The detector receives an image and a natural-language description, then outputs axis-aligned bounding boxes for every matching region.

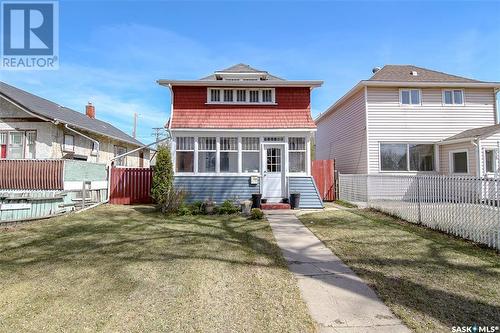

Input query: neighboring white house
[316,65,500,178]
[0,82,150,167]
[158,64,324,207]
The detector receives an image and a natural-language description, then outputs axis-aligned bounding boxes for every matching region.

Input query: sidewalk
[266,211,410,333]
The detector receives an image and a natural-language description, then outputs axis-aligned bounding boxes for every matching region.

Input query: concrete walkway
[266,211,410,333]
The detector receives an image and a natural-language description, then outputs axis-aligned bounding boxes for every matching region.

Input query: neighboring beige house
[0,82,150,167]
[316,65,500,177]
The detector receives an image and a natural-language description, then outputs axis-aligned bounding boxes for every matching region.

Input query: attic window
[207,88,275,104]
[410,71,418,76]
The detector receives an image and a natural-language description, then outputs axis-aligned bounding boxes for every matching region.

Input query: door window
[266,148,281,172]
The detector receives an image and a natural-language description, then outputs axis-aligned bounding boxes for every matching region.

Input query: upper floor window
[207,88,275,104]
[63,134,74,152]
[443,89,464,105]
[400,89,421,105]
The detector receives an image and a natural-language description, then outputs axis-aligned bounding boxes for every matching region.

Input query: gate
[311,160,335,201]
[109,167,153,204]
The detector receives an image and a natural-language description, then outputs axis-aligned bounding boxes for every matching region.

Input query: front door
[263,146,284,202]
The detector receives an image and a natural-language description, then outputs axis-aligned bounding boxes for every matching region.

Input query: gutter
[157,79,323,88]
[64,124,100,159]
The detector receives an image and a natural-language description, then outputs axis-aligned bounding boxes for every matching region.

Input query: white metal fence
[338,174,500,250]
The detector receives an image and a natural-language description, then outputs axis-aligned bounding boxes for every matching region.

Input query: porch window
[64,134,74,152]
[198,137,216,173]
[8,132,24,159]
[289,137,306,172]
[176,137,194,172]
[452,151,468,174]
[114,145,127,166]
[400,89,420,105]
[443,89,464,105]
[220,137,238,173]
[485,149,496,173]
[242,137,260,173]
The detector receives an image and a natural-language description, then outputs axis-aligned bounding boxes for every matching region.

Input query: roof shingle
[442,124,500,142]
[369,65,482,83]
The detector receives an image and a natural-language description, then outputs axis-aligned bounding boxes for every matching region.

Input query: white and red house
[158,64,324,208]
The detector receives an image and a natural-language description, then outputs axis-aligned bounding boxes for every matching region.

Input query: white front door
[263,145,285,202]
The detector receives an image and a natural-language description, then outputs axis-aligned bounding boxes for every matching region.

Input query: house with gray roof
[316,65,500,177]
[0,81,150,167]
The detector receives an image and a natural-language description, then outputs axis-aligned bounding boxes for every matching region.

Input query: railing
[0,160,64,190]
[338,174,500,250]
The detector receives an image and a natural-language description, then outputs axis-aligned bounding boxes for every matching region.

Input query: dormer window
[207,88,275,104]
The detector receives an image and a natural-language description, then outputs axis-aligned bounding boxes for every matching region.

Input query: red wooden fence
[311,160,335,201]
[0,160,64,190]
[109,167,153,204]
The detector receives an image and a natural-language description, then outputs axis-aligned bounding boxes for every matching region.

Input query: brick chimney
[85,102,95,119]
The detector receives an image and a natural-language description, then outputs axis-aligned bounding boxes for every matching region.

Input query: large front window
[289,137,306,172]
[198,137,216,173]
[380,143,434,172]
[242,137,260,173]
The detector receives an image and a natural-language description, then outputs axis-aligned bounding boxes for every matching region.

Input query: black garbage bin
[251,193,262,209]
[290,193,300,209]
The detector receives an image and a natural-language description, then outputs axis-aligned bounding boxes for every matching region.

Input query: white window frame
[114,145,127,167]
[484,149,497,174]
[379,142,436,173]
[175,137,195,173]
[442,89,465,106]
[25,131,36,159]
[241,137,260,174]
[399,88,422,106]
[197,136,217,174]
[63,134,74,152]
[288,137,307,174]
[449,149,469,175]
[206,88,276,105]
[219,137,238,173]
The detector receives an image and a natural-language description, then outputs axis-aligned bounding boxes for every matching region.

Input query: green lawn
[298,208,500,333]
[0,205,315,332]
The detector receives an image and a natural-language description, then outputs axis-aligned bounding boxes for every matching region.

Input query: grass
[332,200,357,208]
[298,208,500,333]
[0,205,315,332]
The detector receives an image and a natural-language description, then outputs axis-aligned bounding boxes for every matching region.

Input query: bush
[177,204,192,216]
[151,145,181,214]
[250,208,264,220]
[218,200,240,215]
[189,201,204,215]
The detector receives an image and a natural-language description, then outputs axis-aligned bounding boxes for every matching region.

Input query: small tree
[151,145,178,213]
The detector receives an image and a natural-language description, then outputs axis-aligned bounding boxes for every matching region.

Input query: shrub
[250,208,264,220]
[177,204,192,216]
[218,200,240,215]
[189,201,204,215]
[151,145,181,214]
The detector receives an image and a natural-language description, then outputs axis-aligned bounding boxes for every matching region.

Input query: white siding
[439,142,477,176]
[316,89,367,174]
[367,87,496,173]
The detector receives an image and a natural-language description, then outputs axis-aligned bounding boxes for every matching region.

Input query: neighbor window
[400,89,421,105]
[380,143,435,172]
[220,137,238,173]
[25,131,36,159]
[452,151,468,174]
[485,149,496,173]
[63,134,74,152]
[289,137,306,172]
[409,144,435,171]
[443,89,464,105]
[8,132,24,159]
[242,137,260,173]
[198,137,216,173]
[0,132,6,159]
[114,146,127,166]
[176,137,194,172]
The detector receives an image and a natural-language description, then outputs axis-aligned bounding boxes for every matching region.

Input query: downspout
[105,135,171,202]
[64,123,100,160]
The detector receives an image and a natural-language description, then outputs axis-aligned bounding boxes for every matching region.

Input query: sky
[1,0,499,144]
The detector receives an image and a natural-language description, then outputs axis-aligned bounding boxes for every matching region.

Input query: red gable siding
[170,86,316,129]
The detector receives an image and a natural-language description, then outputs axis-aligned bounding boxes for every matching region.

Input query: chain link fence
[338,174,500,250]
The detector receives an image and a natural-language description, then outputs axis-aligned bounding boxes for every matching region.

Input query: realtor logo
[1,1,59,69]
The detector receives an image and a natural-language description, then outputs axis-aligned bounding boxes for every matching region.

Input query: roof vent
[410,71,418,76]
[372,67,381,74]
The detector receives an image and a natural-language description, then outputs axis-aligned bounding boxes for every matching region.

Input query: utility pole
[132,113,138,139]
[152,127,165,146]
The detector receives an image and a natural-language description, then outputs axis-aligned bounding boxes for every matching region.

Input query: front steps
[261,203,291,210]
